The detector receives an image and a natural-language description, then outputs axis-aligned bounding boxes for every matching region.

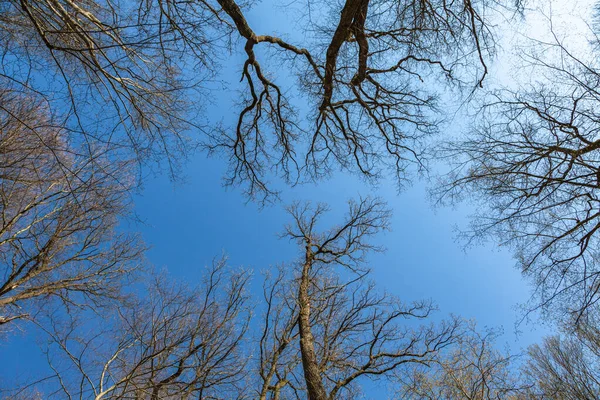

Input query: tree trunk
[298,245,328,400]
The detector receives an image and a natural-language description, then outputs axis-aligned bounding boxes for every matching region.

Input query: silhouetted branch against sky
[7,258,252,400]
[209,0,509,200]
[434,0,600,324]
[0,88,142,331]
[397,322,527,399]
[1,0,517,202]
[255,197,463,400]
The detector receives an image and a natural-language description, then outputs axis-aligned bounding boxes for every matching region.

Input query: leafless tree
[256,264,303,400]
[255,198,462,399]
[209,0,510,200]
[0,0,223,177]
[0,88,142,329]
[8,258,251,400]
[397,323,526,399]
[522,316,600,399]
[434,6,600,323]
[1,0,515,200]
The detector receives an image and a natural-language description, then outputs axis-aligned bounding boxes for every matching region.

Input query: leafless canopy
[0,88,142,328]
[522,315,600,399]
[14,258,251,400]
[434,11,600,323]
[209,0,503,200]
[1,0,509,200]
[397,323,525,399]
[256,198,462,399]
[0,0,224,177]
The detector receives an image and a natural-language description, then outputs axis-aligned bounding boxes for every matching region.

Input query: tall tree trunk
[298,245,328,400]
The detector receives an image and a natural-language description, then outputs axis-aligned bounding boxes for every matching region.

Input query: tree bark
[322,0,370,107]
[298,244,328,400]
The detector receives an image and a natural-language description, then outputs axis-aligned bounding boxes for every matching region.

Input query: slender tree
[256,198,462,399]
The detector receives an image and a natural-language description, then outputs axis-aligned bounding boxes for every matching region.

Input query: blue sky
[132,138,548,345]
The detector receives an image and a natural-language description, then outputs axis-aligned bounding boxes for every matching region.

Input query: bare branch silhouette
[255,198,462,399]
[434,11,600,322]
[398,323,526,399]
[12,258,251,400]
[0,88,142,329]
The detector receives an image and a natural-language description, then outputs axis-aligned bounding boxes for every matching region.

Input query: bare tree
[1,0,514,200]
[0,88,142,329]
[434,6,600,323]
[9,258,251,400]
[0,0,221,176]
[209,0,507,200]
[255,198,462,399]
[522,316,600,400]
[397,323,525,399]
[256,264,303,400]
